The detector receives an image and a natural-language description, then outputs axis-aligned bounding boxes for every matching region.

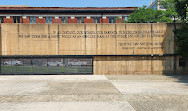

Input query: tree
[174,0,188,21]
[172,0,188,57]
[159,0,178,20]
[160,0,188,22]
[159,0,188,56]
[127,5,172,23]
[174,24,188,57]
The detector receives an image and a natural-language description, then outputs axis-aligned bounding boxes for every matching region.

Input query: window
[109,17,116,23]
[159,4,165,9]
[13,16,20,23]
[125,16,128,21]
[179,58,186,67]
[77,17,84,23]
[93,17,100,23]
[29,17,36,23]
[0,16,4,23]
[46,17,52,23]
[152,3,158,10]
[62,17,68,23]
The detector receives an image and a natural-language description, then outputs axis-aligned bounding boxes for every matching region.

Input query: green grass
[0,66,92,74]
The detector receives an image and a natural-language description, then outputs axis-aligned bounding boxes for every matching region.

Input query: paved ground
[0,75,188,111]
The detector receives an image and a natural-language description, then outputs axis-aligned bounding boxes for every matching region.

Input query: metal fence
[0,56,93,75]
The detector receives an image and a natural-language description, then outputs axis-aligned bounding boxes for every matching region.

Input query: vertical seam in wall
[96,24,98,55]
[84,24,86,55]
[0,24,2,74]
[0,24,1,55]
[94,24,98,75]
[151,24,153,55]
[151,24,153,74]
[18,24,20,55]
[115,24,118,74]
[29,25,31,55]
[115,24,117,55]
[92,56,94,75]
[173,24,177,74]
[48,24,50,55]
[58,24,60,55]
[125,24,126,56]
[125,24,127,74]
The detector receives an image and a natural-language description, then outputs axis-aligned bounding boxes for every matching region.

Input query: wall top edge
[0,23,177,25]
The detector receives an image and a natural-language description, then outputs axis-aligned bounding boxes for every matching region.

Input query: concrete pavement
[0,75,187,111]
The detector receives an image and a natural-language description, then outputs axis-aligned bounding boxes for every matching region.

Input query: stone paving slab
[0,75,108,81]
[44,81,120,95]
[0,81,120,95]
[0,75,188,111]
[0,95,123,102]
[0,102,135,111]
[106,75,188,82]
[0,81,48,95]
[126,95,188,111]
[112,81,188,95]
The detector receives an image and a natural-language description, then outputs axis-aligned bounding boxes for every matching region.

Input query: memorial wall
[0,23,186,75]
[0,23,174,55]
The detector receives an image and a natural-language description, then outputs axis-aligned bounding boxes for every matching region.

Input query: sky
[0,0,150,7]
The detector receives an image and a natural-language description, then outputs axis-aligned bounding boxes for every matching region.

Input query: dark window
[179,58,186,67]
[93,17,100,23]
[46,17,52,23]
[62,17,68,23]
[13,16,20,23]
[109,17,116,23]
[29,17,36,23]
[77,17,84,23]
[0,17,4,23]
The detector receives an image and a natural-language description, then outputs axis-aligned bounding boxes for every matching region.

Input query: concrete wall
[0,23,187,75]
[0,23,174,55]
[94,56,187,75]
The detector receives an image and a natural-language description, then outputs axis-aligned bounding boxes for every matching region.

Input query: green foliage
[127,6,172,23]
[159,0,178,18]
[127,1,188,57]
[172,0,188,57]
[174,0,188,21]
[174,24,188,57]
[160,0,188,21]
[128,1,188,23]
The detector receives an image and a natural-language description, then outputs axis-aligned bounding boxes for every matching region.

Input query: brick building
[0,6,138,24]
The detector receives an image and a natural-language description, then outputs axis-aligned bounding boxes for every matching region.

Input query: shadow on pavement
[164,74,188,86]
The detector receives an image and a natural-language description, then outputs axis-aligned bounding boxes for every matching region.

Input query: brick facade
[4,17,13,23]
[52,17,61,23]
[68,17,77,23]
[3,16,126,24]
[23,17,30,23]
[84,17,93,23]
[116,17,125,23]
[102,17,109,23]
[36,17,46,24]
